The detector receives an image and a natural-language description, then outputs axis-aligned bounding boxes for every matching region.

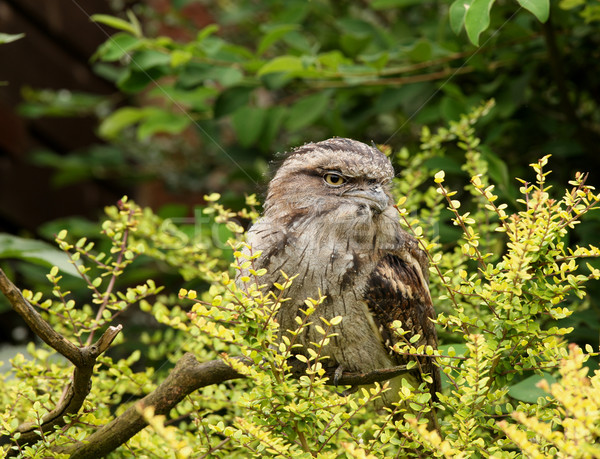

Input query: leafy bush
[2,103,600,457]
[20,0,600,200]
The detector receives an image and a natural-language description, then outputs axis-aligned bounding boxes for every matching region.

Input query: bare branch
[0,269,122,453]
[60,354,241,458]
[0,268,81,365]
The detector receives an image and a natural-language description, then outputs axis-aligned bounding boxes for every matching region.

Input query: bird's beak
[345,187,389,213]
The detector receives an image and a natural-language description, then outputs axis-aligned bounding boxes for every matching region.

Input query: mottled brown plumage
[237,137,440,407]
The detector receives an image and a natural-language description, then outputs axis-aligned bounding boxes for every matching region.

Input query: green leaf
[317,51,351,71]
[337,18,374,57]
[440,96,467,122]
[18,88,106,118]
[98,107,144,139]
[93,32,142,62]
[257,55,304,77]
[0,33,25,44]
[481,147,510,191]
[438,343,469,358]
[196,24,220,42]
[406,39,433,63]
[465,0,495,46]
[449,0,471,34]
[558,0,584,10]
[131,50,171,70]
[517,0,550,22]
[170,49,193,68]
[136,108,191,140]
[0,234,79,277]
[214,86,253,118]
[232,106,267,147]
[508,373,557,403]
[257,24,299,56]
[285,91,331,132]
[117,66,167,93]
[148,86,217,112]
[259,106,286,150]
[91,14,142,37]
[178,64,244,88]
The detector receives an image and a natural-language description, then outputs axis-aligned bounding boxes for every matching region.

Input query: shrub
[1,103,599,457]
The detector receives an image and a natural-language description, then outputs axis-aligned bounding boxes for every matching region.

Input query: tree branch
[58,354,408,459]
[58,354,241,458]
[0,268,81,365]
[0,269,122,453]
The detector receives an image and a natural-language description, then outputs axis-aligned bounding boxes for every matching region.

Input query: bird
[236,137,440,412]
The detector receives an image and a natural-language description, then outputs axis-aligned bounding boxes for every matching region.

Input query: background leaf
[449,0,471,34]
[516,0,550,22]
[508,373,557,403]
[91,14,142,37]
[0,234,79,277]
[284,91,331,132]
[0,33,25,44]
[465,0,495,45]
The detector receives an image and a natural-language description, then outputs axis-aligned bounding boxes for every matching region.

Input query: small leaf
[197,24,220,42]
[257,55,304,77]
[232,106,267,147]
[93,32,141,62]
[0,33,25,44]
[136,108,191,140]
[330,316,343,326]
[516,0,550,22]
[285,91,331,132]
[449,0,471,34]
[98,107,144,139]
[257,24,299,56]
[91,14,141,37]
[465,0,495,46]
[214,86,253,118]
[131,50,171,70]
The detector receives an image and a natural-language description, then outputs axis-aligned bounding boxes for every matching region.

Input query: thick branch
[329,363,410,386]
[59,354,241,458]
[0,268,81,365]
[59,355,408,458]
[0,269,122,452]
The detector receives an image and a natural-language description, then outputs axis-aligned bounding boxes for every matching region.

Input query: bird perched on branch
[237,137,440,410]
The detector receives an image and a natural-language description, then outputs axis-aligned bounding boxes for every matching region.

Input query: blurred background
[1,0,599,349]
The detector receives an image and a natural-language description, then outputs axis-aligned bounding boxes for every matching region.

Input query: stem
[86,209,133,346]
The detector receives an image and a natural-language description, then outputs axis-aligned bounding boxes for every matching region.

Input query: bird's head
[264,138,396,222]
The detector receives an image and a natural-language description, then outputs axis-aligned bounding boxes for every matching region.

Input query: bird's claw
[333,365,359,396]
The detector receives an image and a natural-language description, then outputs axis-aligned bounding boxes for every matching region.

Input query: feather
[364,253,441,401]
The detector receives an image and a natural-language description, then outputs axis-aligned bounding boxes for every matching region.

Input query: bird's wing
[363,251,441,400]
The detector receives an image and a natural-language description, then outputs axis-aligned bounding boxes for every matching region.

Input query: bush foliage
[19,0,600,198]
[3,1,600,457]
[2,103,600,457]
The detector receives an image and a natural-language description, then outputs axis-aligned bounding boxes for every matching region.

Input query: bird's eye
[323,173,346,187]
